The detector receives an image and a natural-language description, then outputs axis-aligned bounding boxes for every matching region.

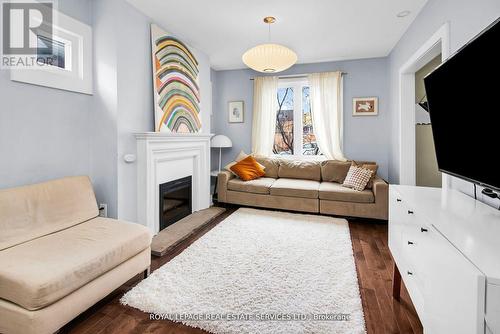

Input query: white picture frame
[228,101,244,123]
[353,97,378,116]
[10,8,93,95]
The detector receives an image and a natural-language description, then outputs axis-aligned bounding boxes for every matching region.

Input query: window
[273,79,319,156]
[37,35,71,70]
[10,8,92,94]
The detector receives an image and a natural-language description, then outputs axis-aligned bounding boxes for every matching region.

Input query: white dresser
[389,185,500,334]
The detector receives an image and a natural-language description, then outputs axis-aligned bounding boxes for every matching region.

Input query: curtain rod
[249,72,348,81]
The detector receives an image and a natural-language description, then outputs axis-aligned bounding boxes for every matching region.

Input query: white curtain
[308,71,346,161]
[251,76,278,156]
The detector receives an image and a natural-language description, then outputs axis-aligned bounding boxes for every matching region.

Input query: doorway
[415,55,442,187]
[398,23,450,187]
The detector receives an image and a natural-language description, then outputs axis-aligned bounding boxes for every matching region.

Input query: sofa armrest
[372,176,388,220]
[217,171,234,202]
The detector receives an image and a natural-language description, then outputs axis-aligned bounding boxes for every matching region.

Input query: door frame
[398,22,450,187]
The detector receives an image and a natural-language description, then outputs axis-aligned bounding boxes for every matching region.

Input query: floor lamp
[211,135,233,173]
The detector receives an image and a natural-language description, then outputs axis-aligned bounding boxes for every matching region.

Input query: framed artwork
[353,97,378,116]
[151,24,201,133]
[228,101,244,123]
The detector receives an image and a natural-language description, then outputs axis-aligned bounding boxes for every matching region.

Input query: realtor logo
[1,1,55,68]
[2,1,53,54]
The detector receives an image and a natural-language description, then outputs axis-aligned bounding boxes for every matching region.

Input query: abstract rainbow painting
[151,24,201,133]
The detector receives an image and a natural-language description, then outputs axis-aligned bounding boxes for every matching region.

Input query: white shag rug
[121,208,365,334]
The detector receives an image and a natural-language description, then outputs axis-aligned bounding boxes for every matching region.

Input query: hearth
[159,176,192,231]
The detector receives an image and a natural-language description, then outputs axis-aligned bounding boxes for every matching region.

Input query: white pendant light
[242,17,297,73]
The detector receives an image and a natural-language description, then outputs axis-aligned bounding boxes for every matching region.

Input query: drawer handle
[396,198,402,202]
[407,210,414,215]
[420,227,428,233]
[407,241,414,245]
[407,271,413,276]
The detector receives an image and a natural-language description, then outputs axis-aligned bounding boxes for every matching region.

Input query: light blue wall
[91,0,212,220]
[388,0,500,184]
[90,0,120,218]
[0,0,211,221]
[387,0,500,207]
[55,0,92,26]
[91,0,155,219]
[0,0,93,190]
[212,58,390,179]
[4,0,497,211]
[115,1,154,221]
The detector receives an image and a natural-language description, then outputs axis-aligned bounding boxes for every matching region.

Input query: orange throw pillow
[230,156,265,181]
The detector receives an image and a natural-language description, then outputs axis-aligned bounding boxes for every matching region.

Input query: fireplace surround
[136,132,212,235]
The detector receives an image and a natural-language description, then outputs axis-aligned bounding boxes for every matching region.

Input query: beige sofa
[218,157,388,220]
[0,176,152,334]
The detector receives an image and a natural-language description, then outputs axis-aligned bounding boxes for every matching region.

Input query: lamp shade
[211,135,232,148]
[242,43,297,73]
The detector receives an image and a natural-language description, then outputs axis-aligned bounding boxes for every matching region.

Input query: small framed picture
[228,101,244,123]
[353,97,378,116]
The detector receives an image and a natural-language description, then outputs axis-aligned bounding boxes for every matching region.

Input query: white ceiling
[126,0,428,70]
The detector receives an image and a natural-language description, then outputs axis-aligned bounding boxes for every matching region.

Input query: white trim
[277,77,320,156]
[135,132,214,140]
[292,83,302,154]
[339,75,344,150]
[398,22,450,186]
[135,133,213,235]
[277,76,308,86]
[9,8,93,94]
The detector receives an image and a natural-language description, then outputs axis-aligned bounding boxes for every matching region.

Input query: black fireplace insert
[159,176,192,231]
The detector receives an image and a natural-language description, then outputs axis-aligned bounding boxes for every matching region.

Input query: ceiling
[127,0,428,70]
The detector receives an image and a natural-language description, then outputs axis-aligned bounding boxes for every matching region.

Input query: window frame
[275,77,321,158]
[10,7,93,95]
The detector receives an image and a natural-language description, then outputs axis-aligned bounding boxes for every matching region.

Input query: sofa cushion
[253,155,280,178]
[319,182,374,203]
[0,217,151,310]
[270,178,320,198]
[278,159,321,181]
[0,176,99,251]
[228,177,276,195]
[321,160,352,183]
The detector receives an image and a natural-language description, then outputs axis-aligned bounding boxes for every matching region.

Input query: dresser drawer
[388,185,492,334]
[401,223,431,280]
[389,187,417,256]
[389,188,416,225]
[401,262,425,318]
[423,226,485,334]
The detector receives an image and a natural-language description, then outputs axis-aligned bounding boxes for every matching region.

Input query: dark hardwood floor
[349,220,423,334]
[61,207,422,334]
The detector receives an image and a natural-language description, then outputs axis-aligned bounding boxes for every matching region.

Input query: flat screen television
[424,17,500,191]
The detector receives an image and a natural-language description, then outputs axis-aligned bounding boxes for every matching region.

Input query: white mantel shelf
[135,132,214,140]
[135,132,213,235]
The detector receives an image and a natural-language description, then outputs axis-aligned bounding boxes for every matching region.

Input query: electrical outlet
[98,203,108,218]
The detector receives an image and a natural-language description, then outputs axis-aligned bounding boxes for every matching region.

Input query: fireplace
[136,132,212,234]
[159,176,192,231]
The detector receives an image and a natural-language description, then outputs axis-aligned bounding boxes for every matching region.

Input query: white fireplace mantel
[135,132,213,235]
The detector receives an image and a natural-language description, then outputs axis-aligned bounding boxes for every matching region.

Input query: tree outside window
[273,80,319,156]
